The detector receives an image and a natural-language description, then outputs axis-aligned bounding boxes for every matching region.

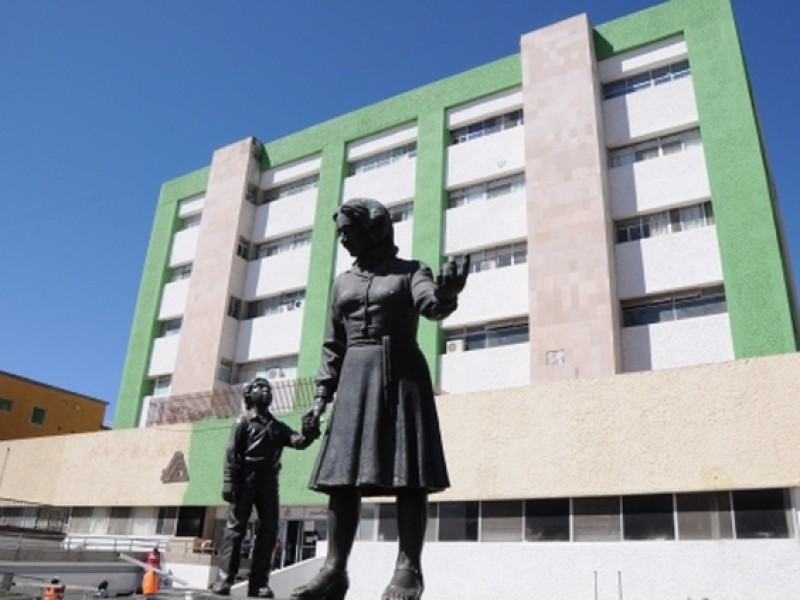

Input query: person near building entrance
[291,198,469,600]
[212,377,320,598]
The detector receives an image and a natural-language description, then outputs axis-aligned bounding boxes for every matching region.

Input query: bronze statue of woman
[291,198,469,600]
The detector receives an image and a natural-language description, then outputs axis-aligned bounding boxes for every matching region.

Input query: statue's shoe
[290,567,349,600]
[381,567,424,600]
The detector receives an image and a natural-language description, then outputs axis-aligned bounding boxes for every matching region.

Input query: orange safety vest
[142,570,159,595]
[43,585,65,600]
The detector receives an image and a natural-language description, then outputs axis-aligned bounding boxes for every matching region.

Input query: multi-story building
[2,0,799,597]
[0,370,107,441]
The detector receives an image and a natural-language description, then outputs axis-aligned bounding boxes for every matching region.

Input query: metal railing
[145,378,318,426]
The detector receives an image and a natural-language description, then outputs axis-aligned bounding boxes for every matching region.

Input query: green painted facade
[116,0,797,508]
[184,413,324,506]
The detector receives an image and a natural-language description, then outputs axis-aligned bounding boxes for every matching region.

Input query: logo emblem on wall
[161,451,189,483]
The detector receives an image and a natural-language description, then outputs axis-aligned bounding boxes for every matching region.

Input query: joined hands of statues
[435,255,470,303]
[302,399,327,437]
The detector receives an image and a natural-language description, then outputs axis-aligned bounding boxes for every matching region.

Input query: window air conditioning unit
[294,299,304,309]
[446,339,465,353]
[266,368,284,380]
[480,259,497,271]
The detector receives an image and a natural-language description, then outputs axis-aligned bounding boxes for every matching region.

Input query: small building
[0,370,107,441]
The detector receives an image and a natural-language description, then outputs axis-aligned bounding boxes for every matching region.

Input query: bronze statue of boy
[213,377,320,598]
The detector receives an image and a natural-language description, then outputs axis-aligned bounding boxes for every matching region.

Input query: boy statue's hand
[301,414,321,440]
[222,482,235,503]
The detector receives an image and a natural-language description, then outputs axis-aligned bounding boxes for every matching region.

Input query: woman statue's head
[333,198,396,258]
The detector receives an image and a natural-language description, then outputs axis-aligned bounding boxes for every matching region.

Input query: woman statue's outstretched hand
[435,255,470,303]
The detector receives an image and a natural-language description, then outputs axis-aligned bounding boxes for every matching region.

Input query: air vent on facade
[446,339,465,353]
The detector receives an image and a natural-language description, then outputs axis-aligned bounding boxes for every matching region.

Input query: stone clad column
[171,137,261,395]
[521,14,621,382]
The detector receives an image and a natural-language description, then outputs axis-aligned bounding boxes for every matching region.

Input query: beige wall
[437,352,800,501]
[0,425,191,506]
[171,137,260,395]
[521,14,621,383]
[2,353,799,507]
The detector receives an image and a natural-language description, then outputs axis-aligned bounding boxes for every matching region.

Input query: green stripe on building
[114,167,210,429]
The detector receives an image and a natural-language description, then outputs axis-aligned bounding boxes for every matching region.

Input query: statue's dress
[309,256,454,497]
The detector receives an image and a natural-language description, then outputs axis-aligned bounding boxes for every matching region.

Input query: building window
[378,503,398,541]
[235,356,298,384]
[263,174,320,203]
[218,360,233,384]
[255,231,312,259]
[179,213,201,230]
[609,128,701,169]
[156,507,178,536]
[573,496,621,542]
[623,494,675,540]
[450,109,523,145]
[448,173,525,208]
[444,319,529,353]
[347,143,417,176]
[732,489,791,539]
[389,202,414,223]
[30,407,46,426]
[676,492,733,540]
[236,237,252,260]
[227,296,243,320]
[525,498,570,542]
[0,398,12,412]
[246,290,305,319]
[160,318,182,337]
[616,201,714,244]
[108,507,131,536]
[152,376,171,398]
[438,501,479,541]
[480,501,523,542]
[467,242,527,273]
[68,507,93,534]
[622,286,726,328]
[169,264,192,282]
[602,59,691,100]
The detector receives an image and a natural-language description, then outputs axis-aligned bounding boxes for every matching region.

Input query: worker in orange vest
[43,578,65,600]
[140,547,162,595]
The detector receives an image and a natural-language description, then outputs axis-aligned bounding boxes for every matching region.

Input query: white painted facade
[341,157,417,205]
[608,145,710,218]
[615,226,724,299]
[442,264,528,328]
[251,189,317,242]
[439,343,530,394]
[234,310,304,363]
[243,247,312,300]
[445,126,525,188]
[340,539,800,600]
[158,279,189,320]
[622,312,734,371]
[443,190,527,255]
[147,334,180,377]
[168,227,198,267]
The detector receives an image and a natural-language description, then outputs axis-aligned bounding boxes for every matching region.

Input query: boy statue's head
[243,377,272,412]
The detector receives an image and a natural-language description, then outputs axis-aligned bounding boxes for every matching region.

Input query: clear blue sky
[1,1,798,425]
